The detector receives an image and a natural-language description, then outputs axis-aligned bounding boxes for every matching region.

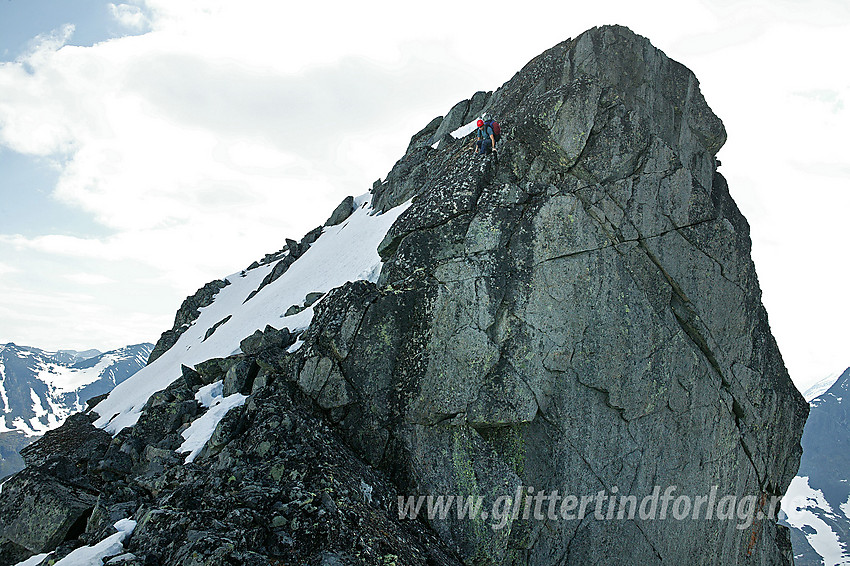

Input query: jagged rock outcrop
[1,330,464,565]
[0,414,109,557]
[325,195,356,227]
[243,226,324,303]
[0,25,807,566]
[148,280,230,364]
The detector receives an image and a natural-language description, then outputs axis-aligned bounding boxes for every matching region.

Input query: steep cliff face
[299,25,808,564]
[0,25,807,566]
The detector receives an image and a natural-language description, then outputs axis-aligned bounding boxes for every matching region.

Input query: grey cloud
[124,52,475,159]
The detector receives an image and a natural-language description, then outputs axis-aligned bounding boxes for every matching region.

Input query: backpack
[485,119,501,143]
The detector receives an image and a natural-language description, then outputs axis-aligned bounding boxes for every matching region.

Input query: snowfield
[179,383,247,464]
[93,193,411,438]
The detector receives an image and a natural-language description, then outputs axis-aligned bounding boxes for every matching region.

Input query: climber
[474,118,496,155]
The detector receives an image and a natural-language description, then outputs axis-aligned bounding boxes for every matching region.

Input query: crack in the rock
[531,217,717,268]
[563,89,600,173]
[537,409,607,492]
[559,512,590,565]
[567,324,589,368]
[560,177,768,494]
[672,220,747,294]
[515,171,769,492]
[505,358,544,420]
[573,377,630,423]
[636,240,766,490]
[631,518,664,564]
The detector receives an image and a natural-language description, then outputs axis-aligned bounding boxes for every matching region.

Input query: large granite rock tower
[0,25,807,566]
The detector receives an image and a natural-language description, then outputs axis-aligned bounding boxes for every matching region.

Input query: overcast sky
[0,0,847,392]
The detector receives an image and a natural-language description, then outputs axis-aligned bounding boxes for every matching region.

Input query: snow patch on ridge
[0,361,10,414]
[30,389,47,419]
[36,355,115,395]
[11,416,41,437]
[195,381,224,409]
[451,119,479,139]
[53,518,136,566]
[94,194,411,434]
[179,385,247,464]
[804,371,843,402]
[13,554,50,566]
[782,476,849,566]
[12,520,137,566]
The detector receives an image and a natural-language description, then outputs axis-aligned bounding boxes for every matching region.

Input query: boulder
[406,115,443,153]
[223,359,259,396]
[0,467,97,553]
[429,98,470,144]
[324,195,356,226]
[148,279,230,364]
[19,413,111,483]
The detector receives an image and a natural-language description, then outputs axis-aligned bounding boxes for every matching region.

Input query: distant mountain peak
[808,367,850,407]
[785,365,850,565]
[0,342,153,438]
[803,368,847,402]
[835,367,850,388]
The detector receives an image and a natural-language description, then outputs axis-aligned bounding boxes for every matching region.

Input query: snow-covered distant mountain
[0,342,153,436]
[782,367,850,566]
[0,342,152,478]
[804,372,844,403]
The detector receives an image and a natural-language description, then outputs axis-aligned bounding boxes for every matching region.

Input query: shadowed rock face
[0,25,806,566]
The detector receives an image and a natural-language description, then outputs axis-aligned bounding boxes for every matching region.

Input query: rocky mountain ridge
[0,25,807,566]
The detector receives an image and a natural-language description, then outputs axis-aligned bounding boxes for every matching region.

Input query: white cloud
[0,0,847,390]
[0,262,19,276]
[109,3,151,31]
[0,285,138,348]
[63,273,116,285]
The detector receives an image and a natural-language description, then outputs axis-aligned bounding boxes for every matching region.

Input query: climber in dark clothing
[475,119,496,155]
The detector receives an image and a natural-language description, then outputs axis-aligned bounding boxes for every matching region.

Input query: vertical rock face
[0,25,807,566]
[301,25,807,564]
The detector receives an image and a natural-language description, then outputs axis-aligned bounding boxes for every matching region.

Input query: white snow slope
[93,194,410,439]
[783,476,850,566]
